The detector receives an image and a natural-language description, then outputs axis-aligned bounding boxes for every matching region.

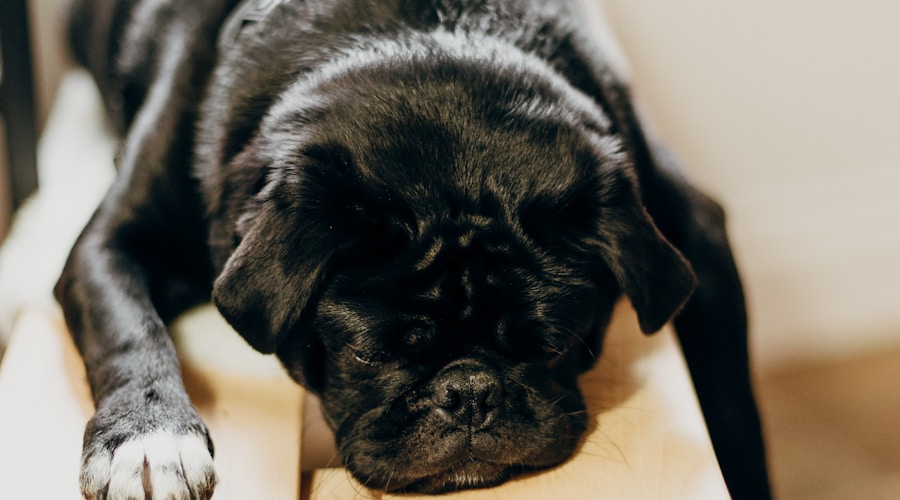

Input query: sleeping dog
[58,0,770,497]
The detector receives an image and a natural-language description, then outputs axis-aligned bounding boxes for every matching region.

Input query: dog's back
[68,0,236,133]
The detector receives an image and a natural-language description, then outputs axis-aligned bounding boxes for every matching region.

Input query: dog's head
[209,46,695,492]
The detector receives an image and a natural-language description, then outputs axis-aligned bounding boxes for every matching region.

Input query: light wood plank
[0,301,725,499]
[302,301,729,500]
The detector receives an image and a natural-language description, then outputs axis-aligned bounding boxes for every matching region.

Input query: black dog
[58,0,770,497]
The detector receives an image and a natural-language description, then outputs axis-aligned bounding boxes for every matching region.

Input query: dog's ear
[546,35,698,332]
[595,191,697,334]
[212,199,331,353]
[212,143,400,353]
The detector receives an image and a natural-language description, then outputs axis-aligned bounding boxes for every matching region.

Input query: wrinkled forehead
[266,80,625,223]
[318,198,601,333]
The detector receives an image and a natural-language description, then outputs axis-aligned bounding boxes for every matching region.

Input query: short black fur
[58,0,770,497]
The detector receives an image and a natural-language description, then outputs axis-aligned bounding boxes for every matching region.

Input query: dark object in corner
[0,0,40,212]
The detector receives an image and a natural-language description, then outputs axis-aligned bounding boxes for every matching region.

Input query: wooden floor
[757,349,900,500]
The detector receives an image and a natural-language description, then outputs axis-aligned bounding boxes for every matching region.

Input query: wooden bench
[0,301,727,499]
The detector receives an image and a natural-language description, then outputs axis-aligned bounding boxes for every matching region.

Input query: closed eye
[345,343,383,367]
[353,354,380,367]
[544,344,574,368]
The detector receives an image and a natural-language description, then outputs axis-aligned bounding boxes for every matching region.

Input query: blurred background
[1,0,898,498]
[601,1,900,498]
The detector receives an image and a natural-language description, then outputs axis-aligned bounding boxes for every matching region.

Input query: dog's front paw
[80,430,217,500]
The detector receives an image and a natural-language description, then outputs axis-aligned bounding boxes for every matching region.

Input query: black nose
[431,361,503,430]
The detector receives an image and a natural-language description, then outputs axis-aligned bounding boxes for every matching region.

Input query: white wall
[598,0,900,369]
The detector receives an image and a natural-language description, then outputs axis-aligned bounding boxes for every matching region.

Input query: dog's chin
[341,437,520,494]
[391,462,516,494]
[338,414,584,494]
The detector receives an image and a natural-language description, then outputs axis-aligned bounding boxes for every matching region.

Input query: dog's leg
[641,145,772,500]
[57,214,215,500]
[55,32,217,500]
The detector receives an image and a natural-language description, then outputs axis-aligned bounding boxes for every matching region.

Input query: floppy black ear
[597,196,697,334]
[212,143,395,353]
[543,30,697,332]
[212,201,331,353]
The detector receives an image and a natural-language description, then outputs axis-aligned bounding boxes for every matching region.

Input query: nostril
[480,377,502,409]
[433,383,461,410]
[465,372,501,410]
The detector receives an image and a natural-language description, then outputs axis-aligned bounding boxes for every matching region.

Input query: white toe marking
[107,438,150,499]
[81,430,216,500]
[80,447,112,498]
[177,434,219,497]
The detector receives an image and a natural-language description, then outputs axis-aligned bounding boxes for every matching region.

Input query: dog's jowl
[58,0,771,498]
